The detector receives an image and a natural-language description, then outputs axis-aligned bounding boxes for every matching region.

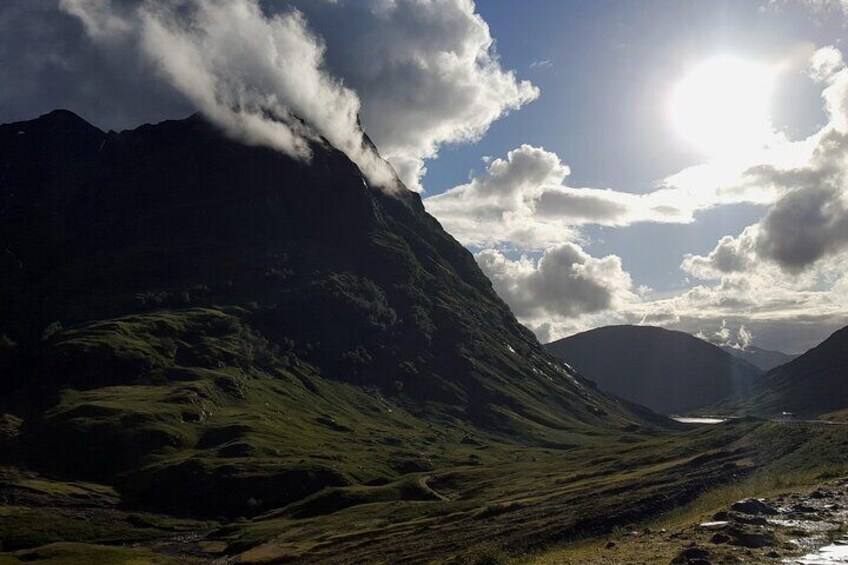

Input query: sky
[2,0,848,353]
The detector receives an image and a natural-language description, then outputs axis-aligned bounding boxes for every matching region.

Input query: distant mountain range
[546,325,763,414]
[730,325,848,418]
[720,345,799,372]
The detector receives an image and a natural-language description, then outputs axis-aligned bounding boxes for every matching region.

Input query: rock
[712,511,729,521]
[809,490,829,499]
[730,498,778,515]
[728,527,775,549]
[766,551,780,558]
[729,513,768,526]
[605,541,616,549]
[710,533,730,544]
[671,546,710,564]
[792,504,817,513]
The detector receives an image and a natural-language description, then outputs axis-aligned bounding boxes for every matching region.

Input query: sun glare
[670,56,776,158]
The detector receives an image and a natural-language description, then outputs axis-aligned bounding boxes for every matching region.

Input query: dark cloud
[756,182,848,271]
[536,190,628,221]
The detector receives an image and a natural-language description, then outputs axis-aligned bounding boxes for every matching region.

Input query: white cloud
[61,0,399,188]
[529,59,553,70]
[695,321,753,350]
[475,243,636,326]
[683,46,848,277]
[462,46,848,352]
[288,0,540,191]
[810,46,844,83]
[424,144,702,250]
[782,0,848,15]
[60,0,537,193]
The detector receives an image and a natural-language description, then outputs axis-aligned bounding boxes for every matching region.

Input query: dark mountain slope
[546,325,762,414]
[721,345,799,372]
[0,110,660,518]
[732,325,848,417]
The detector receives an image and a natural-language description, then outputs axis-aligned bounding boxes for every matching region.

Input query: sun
[670,56,776,157]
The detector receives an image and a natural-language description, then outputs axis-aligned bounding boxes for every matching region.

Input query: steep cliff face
[0,110,660,516]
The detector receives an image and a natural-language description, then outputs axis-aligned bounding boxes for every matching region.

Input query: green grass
[0,506,189,552]
[0,543,196,565]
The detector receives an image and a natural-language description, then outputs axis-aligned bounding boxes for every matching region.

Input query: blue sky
[423,1,842,293]
[425,0,840,195]
[420,0,848,350]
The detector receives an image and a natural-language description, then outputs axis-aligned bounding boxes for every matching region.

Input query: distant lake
[672,417,727,425]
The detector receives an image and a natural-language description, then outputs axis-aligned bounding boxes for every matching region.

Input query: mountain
[720,345,799,372]
[545,325,763,414]
[0,110,662,519]
[732,325,848,417]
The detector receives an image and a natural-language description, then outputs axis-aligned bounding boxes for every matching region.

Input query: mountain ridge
[729,324,848,417]
[545,325,763,414]
[0,109,664,518]
[720,344,799,372]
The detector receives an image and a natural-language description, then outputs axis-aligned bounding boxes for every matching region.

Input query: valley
[0,110,846,564]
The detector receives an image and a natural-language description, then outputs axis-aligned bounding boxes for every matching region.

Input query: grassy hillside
[726,325,848,417]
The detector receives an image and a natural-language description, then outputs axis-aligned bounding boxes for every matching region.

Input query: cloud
[682,47,848,278]
[475,243,635,322]
[4,0,536,193]
[682,228,759,279]
[423,144,748,250]
[683,140,848,278]
[529,59,553,70]
[422,45,848,353]
[274,0,540,191]
[810,46,844,83]
[695,320,753,350]
[783,0,848,16]
[60,0,397,188]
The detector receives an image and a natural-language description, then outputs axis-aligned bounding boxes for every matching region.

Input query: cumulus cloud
[475,243,635,322]
[695,321,753,350]
[626,271,848,352]
[60,0,397,187]
[683,47,848,278]
[287,0,539,191]
[422,45,848,353]
[424,144,700,249]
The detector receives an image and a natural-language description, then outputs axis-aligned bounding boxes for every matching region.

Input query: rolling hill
[546,325,763,414]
